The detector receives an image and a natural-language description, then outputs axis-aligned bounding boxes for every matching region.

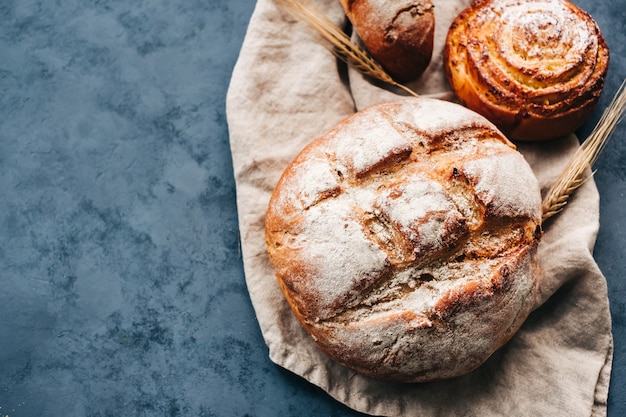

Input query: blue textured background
[0,1,624,416]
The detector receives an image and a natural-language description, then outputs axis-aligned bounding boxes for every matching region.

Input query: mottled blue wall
[0,0,625,416]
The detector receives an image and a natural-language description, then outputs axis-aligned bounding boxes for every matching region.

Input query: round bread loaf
[265,98,543,382]
[444,0,609,141]
[340,0,435,82]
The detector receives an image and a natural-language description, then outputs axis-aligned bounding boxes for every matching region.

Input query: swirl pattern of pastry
[265,98,543,382]
[444,0,609,141]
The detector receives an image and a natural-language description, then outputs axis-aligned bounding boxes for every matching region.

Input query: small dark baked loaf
[265,98,543,382]
[444,0,609,141]
[340,0,435,82]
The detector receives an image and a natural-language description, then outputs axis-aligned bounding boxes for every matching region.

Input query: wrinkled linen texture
[226,0,613,415]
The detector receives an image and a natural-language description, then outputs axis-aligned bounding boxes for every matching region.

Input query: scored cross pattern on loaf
[265,98,543,382]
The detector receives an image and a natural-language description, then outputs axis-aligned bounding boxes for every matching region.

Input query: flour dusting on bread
[265,97,542,382]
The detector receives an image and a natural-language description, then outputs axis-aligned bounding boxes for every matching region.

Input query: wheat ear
[278,0,625,224]
[542,79,626,222]
[277,0,419,98]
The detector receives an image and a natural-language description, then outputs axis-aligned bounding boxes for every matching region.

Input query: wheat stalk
[278,0,625,224]
[277,0,419,98]
[542,79,626,222]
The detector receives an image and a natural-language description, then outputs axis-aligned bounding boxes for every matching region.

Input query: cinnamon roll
[444,0,609,141]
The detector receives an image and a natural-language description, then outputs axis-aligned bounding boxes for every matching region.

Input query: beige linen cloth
[226,0,613,415]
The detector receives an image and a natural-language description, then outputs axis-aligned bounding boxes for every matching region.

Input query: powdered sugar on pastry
[444,0,609,140]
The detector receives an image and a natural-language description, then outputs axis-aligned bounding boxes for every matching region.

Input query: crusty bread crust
[444,0,609,141]
[265,98,542,382]
[340,0,435,82]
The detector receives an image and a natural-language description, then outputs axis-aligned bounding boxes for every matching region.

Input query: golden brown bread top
[340,0,435,82]
[444,0,609,141]
[265,98,542,382]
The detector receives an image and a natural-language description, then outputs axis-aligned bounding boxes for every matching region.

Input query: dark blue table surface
[0,1,624,416]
